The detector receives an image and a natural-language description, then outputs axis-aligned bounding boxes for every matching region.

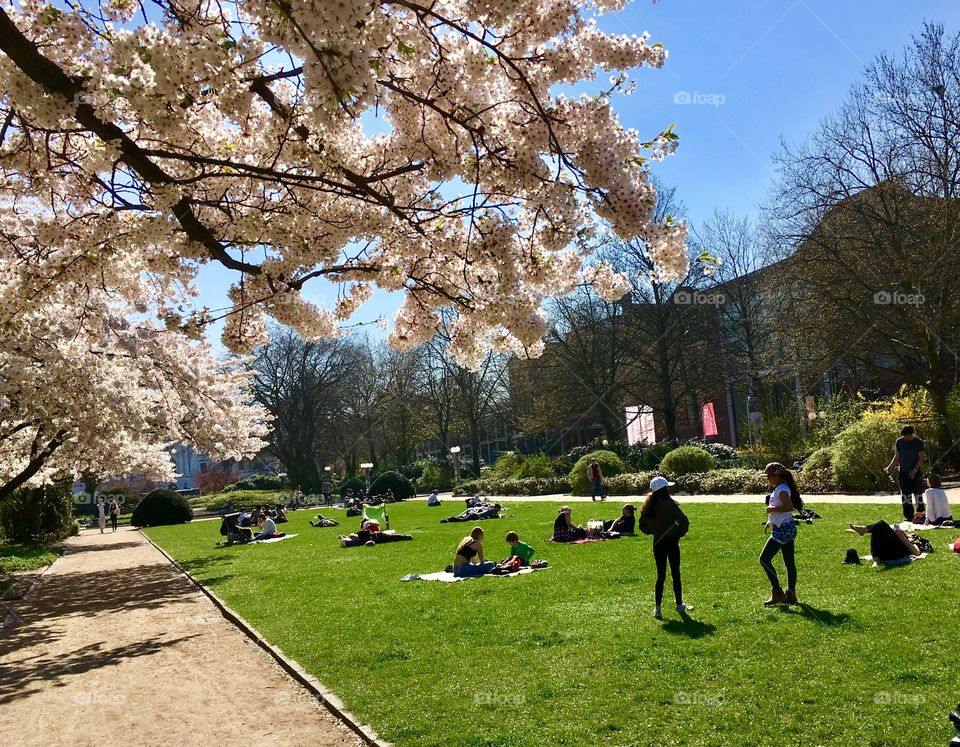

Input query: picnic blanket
[401,566,547,583]
[546,536,617,544]
[898,521,955,531]
[249,533,298,545]
[860,552,928,567]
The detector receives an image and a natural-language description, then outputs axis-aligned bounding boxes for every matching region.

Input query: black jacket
[638,494,689,541]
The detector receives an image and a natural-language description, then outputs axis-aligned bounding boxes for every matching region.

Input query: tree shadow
[0,634,200,706]
[66,540,145,554]
[661,611,717,638]
[778,603,851,627]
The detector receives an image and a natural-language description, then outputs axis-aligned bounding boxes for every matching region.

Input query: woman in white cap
[759,462,802,606]
[638,476,692,619]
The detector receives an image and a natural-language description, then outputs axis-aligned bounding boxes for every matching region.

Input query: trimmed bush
[832,414,901,491]
[604,471,659,496]
[221,473,287,492]
[660,446,717,477]
[516,452,555,480]
[804,447,834,473]
[338,477,366,498]
[796,467,838,495]
[131,489,193,527]
[0,483,75,543]
[453,477,571,497]
[369,470,416,500]
[568,450,628,495]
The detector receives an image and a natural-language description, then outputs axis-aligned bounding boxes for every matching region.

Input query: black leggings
[653,537,682,606]
[110,514,117,531]
[759,536,796,591]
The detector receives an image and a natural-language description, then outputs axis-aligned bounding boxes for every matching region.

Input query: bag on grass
[909,534,934,554]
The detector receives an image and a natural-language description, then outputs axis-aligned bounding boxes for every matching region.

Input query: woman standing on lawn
[759,462,802,606]
[639,477,692,619]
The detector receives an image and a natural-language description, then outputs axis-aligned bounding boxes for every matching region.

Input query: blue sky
[193,0,960,347]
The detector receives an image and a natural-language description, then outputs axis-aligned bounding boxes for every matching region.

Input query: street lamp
[449,446,461,485]
[360,462,373,490]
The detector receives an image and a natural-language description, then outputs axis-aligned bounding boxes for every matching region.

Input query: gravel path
[0,526,363,747]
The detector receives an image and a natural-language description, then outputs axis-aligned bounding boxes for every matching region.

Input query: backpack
[909,534,934,554]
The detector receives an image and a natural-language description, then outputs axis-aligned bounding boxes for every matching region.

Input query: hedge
[660,446,717,477]
[131,489,193,527]
[452,477,571,497]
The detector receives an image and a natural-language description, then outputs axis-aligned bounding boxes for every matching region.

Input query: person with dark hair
[639,477,691,619]
[759,462,803,606]
[603,504,636,534]
[552,506,588,542]
[588,459,607,501]
[108,499,120,532]
[922,474,954,526]
[505,531,535,565]
[848,521,922,562]
[887,425,927,521]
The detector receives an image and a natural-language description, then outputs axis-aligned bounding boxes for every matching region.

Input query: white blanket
[248,533,298,544]
[898,521,954,532]
[401,567,545,582]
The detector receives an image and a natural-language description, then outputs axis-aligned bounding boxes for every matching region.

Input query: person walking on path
[96,497,107,534]
[639,477,692,619]
[887,425,926,521]
[759,462,802,606]
[588,459,606,501]
[321,479,333,505]
[108,499,120,532]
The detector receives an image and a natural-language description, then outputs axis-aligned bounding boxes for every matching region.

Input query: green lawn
[145,502,960,747]
[0,542,61,573]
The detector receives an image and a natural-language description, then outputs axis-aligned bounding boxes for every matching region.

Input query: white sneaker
[676,603,694,613]
[653,606,663,619]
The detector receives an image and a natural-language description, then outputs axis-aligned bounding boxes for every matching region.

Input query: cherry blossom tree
[0,0,687,372]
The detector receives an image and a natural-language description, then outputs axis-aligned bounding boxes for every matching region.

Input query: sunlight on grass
[146,501,959,747]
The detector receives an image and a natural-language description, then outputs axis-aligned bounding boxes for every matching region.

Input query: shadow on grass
[661,611,717,638]
[778,603,851,627]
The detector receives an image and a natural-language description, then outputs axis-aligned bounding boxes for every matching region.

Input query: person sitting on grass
[274,504,288,523]
[923,474,954,526]
[603,504,636,534]
[453,526,496,577]
[849,521,923,563]
[427,489,442,507]
[506,531,535,565]
[552,506,588,542]
[253,513,285,541]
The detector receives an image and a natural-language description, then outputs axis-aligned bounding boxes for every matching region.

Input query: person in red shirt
[588,459,606,501]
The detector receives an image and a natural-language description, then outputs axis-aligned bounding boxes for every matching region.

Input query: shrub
[193,465,243,494]
[638,440,679,470]
[338,477,366,498]
[604,471,659,496]
[685,440,738,463]
[660,446,717,477]
[131,489,193,527]
[488,451,523,480]
[568,450,628,495]
[517,452,555,479]
[0,483,75,543]
[804,447,834,473]
[221,473,287,492]
[369,470,416,500]
[796,467,838,495]
[756,413,804,465]
[832,414,901,491]
[452,477,570,497]
[683,468,768,495]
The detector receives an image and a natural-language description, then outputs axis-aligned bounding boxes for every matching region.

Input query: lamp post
[360,462,373,491]
[449,446,461,485]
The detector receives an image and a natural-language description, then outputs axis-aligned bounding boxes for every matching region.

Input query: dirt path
[0,527,363,747]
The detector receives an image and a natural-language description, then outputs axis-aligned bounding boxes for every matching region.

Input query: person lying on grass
[253,513,285,542]
[603,504,636,534]
[454,526,496,577]
[506,531,535,565]
[848,521,923,563]
[338,520,413,547]
[552,506,588,542]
